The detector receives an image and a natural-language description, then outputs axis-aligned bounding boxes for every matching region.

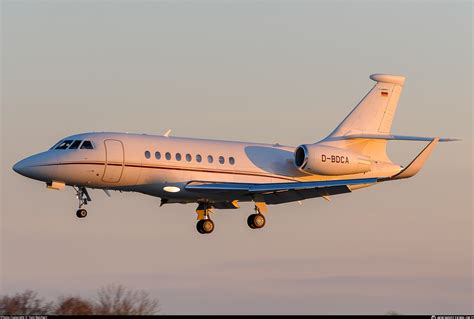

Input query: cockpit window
[68,140,82,149]
[55,140,73,149]
[49,140,63,150]
[80,140,94,149]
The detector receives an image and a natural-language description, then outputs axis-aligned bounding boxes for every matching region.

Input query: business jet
[13,74,457,234]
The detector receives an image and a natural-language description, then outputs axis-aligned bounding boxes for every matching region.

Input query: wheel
[247,213,265,229]
[253,213,265,228]
[76,209,87,218]
[201,219,214,234]
[196,219,214,234]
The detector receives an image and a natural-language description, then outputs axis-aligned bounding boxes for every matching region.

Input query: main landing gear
[196,219,215,234]
[195,203,214,234]
[194,202,268,234]
[247,212,266,229]
[247,204,266,229]
[74,186,91,219]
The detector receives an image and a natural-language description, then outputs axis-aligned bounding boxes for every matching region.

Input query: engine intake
[294,144,371,176]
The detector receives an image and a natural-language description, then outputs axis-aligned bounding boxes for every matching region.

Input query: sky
[1,0,472,315]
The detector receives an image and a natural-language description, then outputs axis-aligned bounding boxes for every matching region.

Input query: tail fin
[320,74,406,162]
[329,74,406,137]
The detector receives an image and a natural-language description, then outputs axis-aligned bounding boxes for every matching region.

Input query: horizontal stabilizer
[389,138,440,180]
[326,134,459,142]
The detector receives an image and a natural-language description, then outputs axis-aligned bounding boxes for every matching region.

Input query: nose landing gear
[76,209,88,218]
[74,186,91,218]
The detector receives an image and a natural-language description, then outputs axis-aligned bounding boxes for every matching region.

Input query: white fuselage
[14,132,401,204]
[12,74,451,235]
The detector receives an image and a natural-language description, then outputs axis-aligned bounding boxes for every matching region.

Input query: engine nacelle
[294,144,371,176]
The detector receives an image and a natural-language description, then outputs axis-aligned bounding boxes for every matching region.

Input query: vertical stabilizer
[320,74,406,162]
[329,74,405,137]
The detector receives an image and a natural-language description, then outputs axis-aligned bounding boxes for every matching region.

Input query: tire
[76,209,87,218]
[196,220,204,234]
[247,214,256,229]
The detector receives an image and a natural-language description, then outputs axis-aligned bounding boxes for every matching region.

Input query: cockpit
[50,139,95,150]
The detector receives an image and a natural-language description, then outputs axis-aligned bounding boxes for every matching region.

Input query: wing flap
[248,178,376,193]
[262,185,352,205]
[186,177,377,205]
[186,178,377,194]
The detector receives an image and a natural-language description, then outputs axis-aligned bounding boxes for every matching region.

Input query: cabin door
[102,139,124,183]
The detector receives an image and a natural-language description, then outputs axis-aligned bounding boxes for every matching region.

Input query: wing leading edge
[185,177,378,205]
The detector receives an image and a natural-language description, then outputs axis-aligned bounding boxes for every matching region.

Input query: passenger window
[186,154,192,162]
[208,155,213,163]
[229,157,235,165]
[196,154,202,163]
[155,151,161,160]
[176,153,182,161]
[145,151,151,159]
[68,140,82,149]
[56,140,73,149]
[219,156,225,164]
[165,152,171,160]
[80,140,94,149]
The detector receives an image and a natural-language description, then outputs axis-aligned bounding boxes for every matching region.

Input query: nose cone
[13,156,39,178]
[13,159,26,174]
[13,152,56,181]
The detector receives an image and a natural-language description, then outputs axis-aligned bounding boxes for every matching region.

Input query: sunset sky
[1,1,472,314]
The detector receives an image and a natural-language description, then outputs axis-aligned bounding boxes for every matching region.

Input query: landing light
[163,186,180,193]
[46,181,65,190]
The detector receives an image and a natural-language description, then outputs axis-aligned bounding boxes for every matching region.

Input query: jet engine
[294,144,371,176]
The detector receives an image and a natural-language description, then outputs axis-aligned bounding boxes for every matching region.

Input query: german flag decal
[381,91,389,97]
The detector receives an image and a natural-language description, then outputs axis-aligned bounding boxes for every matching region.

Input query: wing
[185,177,377,205]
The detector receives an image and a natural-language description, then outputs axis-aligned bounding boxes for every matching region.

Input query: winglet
[390,137,440,180]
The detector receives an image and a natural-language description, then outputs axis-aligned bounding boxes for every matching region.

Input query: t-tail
[294,74,458,180]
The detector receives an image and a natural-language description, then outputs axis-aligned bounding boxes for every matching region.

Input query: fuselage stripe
[35,161,300,182]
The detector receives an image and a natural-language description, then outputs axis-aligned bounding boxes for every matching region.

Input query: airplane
[12,74,457,234]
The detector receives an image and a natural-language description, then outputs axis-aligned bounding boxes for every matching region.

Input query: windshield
[55,140,73,149]
[51,139,95,150]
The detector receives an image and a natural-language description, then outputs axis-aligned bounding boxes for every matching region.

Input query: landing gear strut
[195,203,214,234]
[74,186,91,218]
